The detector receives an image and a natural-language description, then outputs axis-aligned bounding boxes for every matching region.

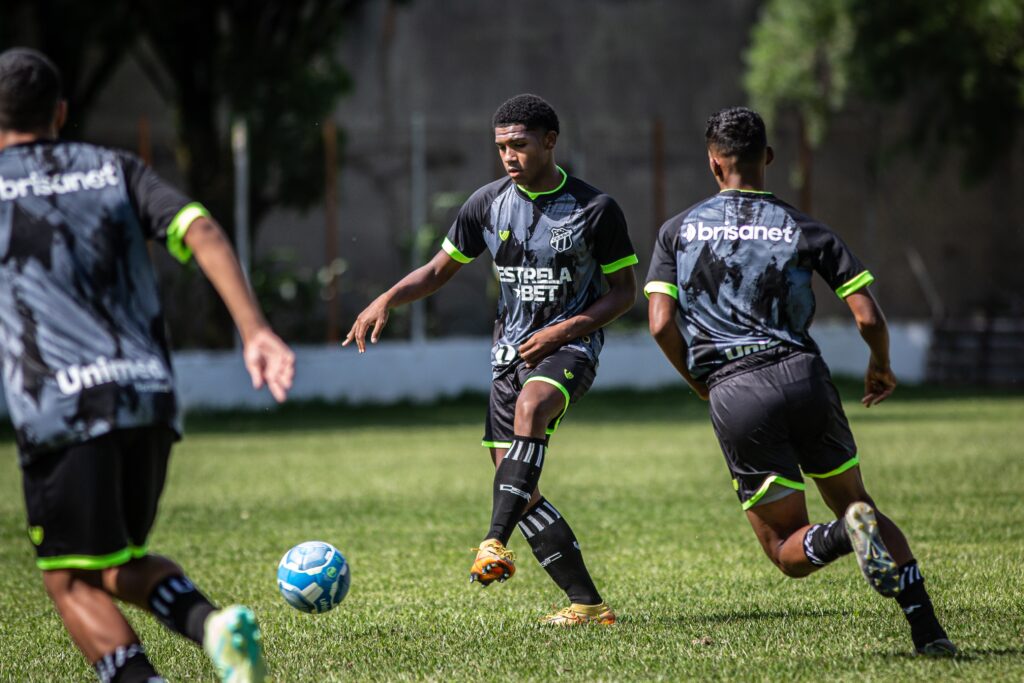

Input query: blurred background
[1,0,1022,403]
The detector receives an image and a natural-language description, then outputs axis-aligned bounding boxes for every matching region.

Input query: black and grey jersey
[0,140,206,464]
[443,168,637,369]
[645,189,873,380]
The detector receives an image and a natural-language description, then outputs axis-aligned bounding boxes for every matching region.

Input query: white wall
[0,321,931,415]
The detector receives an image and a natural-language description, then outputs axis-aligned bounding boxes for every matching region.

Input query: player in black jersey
[345,94,638,625]
[1,49,294,682]
[645,107,955,656]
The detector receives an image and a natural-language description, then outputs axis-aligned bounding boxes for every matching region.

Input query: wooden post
[652,117,666,233]
[323,119,340,344]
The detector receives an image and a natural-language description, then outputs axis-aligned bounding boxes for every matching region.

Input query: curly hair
[705,107,767,163]
[0,48,62,133]
[492,94,559,133]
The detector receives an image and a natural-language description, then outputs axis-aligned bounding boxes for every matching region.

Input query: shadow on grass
[879,647,1023,661]
[647,607,852,625]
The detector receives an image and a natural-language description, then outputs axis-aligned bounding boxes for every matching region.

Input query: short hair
[0,48,62,133]
[492,94,559,133]
[705,107,767,163]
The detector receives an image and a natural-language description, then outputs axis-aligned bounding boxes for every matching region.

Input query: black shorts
[482,347,597,448]
[21,426,174,570]
[708,351,858,510]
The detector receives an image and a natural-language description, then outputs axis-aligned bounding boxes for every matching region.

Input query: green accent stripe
[644,281,679,300]
[524,375,571,432]
[805,455,860,479]
[601,254,639,275]
[719,188,774,195]
[442,237,473,264]
[36,545,148,571]
[740,476,805,511]
[166,202,209,264]
[835,270,875,299]
[481,440,513,449]
[517,166,568,200]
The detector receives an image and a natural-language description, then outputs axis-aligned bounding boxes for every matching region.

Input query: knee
[514,393,557,428]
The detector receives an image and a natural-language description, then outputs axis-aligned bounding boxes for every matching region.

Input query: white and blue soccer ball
[276,541,350,614]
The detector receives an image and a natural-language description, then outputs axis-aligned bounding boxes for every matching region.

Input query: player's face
[494,125,555,186]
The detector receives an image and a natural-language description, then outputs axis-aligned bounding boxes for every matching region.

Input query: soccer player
[645,107,956,656]
[345,94,638,625]
[0,49,294,682]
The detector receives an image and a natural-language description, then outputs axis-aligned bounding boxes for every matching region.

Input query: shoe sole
[844,502,900,597]
[469,558,515,586]
[916,638,958,657]
[541,615,617,627]
[206,607,267,683]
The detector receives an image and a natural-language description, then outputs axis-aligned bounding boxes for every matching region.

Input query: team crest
[549,227,572,253]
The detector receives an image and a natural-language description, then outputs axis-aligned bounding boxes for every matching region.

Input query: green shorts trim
[481,440,513,449]
[442,237,474,264]
[835,270,874,299]
[523,375,571,434]
[36,544,149,571]
[741,475,805,511]
[166,202,210,264]
[804,455,860,479]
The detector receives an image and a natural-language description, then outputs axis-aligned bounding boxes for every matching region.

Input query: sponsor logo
[723,339,780,361]
[497,265,572,303]
[499,484,530,500]
[0,162,120,201]
[326,566,338,578]
[563,369,574,380]
[540,552,563,568]
[682,221,795,244]
[549,226,573,253]
[55,356,170,396]
[499,229,510,241]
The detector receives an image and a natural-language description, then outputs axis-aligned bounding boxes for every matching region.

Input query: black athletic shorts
[708,351,858,510]
[21,426,174,570]
[482,346,597,448]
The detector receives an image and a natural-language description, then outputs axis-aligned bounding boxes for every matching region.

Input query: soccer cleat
[844,502,900,597]
[203,605,267,683]
[469,539,516,586]
[916,638,958,657]
[540,602,616,626]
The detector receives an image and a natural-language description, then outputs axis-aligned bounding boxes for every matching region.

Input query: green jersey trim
[442,237,474,264]
[481,440,514,449]
[741,475,805,510]
[719,188,774,195]
[644,281,680,300]
[835,270,875,299]
[517,166,568,200]
[36,544,149,571]
[601,254,639,275]
[804,455,860,479]
[166,202,209,264]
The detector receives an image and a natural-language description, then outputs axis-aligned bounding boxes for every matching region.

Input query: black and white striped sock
[93,643,164,683]
[147,575,216,646]
[486,436,546,545]
[895,560,948,648]
[520,497,602,605]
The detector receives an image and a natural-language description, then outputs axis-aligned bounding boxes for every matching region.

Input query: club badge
[549,227,572,253]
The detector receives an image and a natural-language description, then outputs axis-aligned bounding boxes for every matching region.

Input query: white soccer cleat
[203,605,267,683]
[844,502,901,597]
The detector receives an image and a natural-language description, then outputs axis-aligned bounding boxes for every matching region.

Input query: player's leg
[813,467,955,656]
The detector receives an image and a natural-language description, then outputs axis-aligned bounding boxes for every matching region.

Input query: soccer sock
[93,644,164,683]
[894,560,948,648]
[486,436,546,545]
[802,519,853,566]
[147,575,217,646]
[519,497,603,605]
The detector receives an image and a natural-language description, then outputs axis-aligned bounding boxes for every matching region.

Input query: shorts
[708,351,859,510]
[21,426,174,570]
[482,347,597,448]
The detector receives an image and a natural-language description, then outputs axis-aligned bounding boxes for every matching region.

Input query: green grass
[1,385,1023,681]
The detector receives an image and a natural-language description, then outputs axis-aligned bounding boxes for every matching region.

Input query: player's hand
[862,360,896,407]
[342,296,390,353]
[689,379,710,401]
[518,328,565,367]
[243,327,295,403]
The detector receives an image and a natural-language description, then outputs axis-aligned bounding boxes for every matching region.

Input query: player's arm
[343,250,463,353]
[184,217,295,403]
[518,266,637,366]
[845,289,895,407]
[647,292,709,400]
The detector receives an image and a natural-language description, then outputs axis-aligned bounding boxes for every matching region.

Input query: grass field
[1,384,1022,681]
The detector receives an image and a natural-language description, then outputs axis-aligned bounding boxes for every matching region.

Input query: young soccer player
[345,94,638,625]
[645,106,956,656]
[0,48,295,682]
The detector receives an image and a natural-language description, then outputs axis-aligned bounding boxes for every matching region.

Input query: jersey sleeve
[643,220,679,299]
[119,153,209,264]
[442,188,490,263]
[806,224,874,299]
[591,196,638,274]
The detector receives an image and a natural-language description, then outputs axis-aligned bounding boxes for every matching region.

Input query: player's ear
[708,151,724,181]
[765,145,774,167]
[544,129,557,150]
[53,100,68,134]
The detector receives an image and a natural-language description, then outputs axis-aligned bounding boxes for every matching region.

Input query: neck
[518,163,563,194]
[716,169,765,192]
[0,130,46,153]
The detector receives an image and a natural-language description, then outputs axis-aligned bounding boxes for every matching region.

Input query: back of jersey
[0,141,190,462]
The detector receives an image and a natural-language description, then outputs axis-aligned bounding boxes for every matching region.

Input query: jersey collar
[718,188,773,196]
[516,166,567,201]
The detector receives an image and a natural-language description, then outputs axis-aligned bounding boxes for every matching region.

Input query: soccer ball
[276,541,350,613]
